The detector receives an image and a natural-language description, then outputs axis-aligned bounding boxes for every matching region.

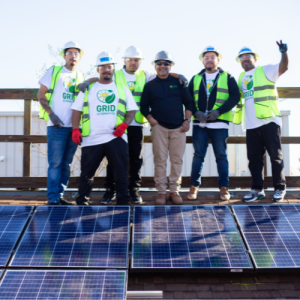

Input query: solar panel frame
[0,269,127,300]
[9,205,130,269]
[0,205,34,267]
[232,204,300,271]
[131,205,253,273]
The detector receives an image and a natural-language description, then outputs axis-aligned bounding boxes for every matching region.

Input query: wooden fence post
[23,99,31,177]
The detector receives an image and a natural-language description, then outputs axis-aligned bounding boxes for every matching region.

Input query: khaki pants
[151,124,186,194]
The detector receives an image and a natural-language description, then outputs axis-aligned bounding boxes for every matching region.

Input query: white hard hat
[60,41,84,57]
[152,51,175,66]
[199,46,222,62]
[236,46,259,62]
[122,46,144,59]
[95,51,117,67]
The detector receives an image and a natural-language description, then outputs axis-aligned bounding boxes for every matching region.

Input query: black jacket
[141,75,194,129]
[188,67,240,124]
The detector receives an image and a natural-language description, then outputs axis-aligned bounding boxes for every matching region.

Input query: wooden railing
[1,88,300,189]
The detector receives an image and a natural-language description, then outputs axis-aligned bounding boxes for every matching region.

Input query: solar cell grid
[233,205,300,269]
[0,205,34,266]
[0,270,127,300]
[10,206,130,268]
[132,205,252,271]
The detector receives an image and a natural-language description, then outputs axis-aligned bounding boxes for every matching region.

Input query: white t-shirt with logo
[240,64,282,130]
[119,69,156,126]
[71,82,138,147]
[195,71,229,129]
[39,66,81,127]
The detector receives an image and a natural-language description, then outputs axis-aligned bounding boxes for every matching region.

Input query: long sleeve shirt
[141,75,194,129]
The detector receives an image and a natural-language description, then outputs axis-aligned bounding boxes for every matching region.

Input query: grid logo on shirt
[241,75,254,100]
[97,90,116,104]
[63,77,76,93]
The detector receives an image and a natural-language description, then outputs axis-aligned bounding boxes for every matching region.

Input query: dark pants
[190,126,229,188]
[105,126,143,191]
[76,138,130,205]
[246,122,286,191]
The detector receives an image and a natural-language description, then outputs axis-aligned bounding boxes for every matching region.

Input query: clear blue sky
[1,0,300,169]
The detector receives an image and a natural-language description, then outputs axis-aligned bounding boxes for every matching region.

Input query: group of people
[37,40,288,206]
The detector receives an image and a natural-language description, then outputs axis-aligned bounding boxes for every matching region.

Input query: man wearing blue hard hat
[233,41,289,202]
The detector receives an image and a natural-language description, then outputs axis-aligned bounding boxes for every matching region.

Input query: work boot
[187,186,198,200]
[130,188,143,204]
[169,192,183,205]
[220,187,230,201]
[156,194,167,205]
[47,199,61,205]
[101,188,116,205]
[60,198,74,205]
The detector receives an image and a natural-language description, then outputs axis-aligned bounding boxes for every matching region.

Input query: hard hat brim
[122,56,144,59]
[94,62,117,67]
[199,51,222,62]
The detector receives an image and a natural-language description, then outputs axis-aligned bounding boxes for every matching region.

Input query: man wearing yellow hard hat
[233,41,289,203]
[37,41,84,205]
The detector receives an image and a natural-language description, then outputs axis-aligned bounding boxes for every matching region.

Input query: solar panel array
[233,205,300,269]
[132,206,252,270]
[10,206,130,268]
[0,205,33,266]
[0,270,127,300]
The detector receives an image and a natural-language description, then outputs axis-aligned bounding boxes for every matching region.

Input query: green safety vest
[114,69,147,124]
[39,66,84,121]
[192,72,233,122]
[233,66,281,125]
[82,82,128,137]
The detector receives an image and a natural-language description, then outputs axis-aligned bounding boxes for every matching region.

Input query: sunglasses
[155,61,171,66]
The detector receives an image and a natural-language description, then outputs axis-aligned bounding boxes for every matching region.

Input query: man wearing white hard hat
[77,46,188,205]
[37,41,84,205]
[71,52,138,205]
[233,41,289,203]
[187,46,240,202]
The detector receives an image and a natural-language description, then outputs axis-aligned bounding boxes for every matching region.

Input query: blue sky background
[1,0,300,170]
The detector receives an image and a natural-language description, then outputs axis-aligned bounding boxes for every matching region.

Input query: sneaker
[220,187,230,201]
[47,199,61,205]
[76,201,89,206]
[156,194,167,205]
[101,189,116,205]
[169,192,183,205]
[243,189,265,203]
[60,198,74,205]
[273,189,286,202]
[130,189,143,204]
[187,186,198,200]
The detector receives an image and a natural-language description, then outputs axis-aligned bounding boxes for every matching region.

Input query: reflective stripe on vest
[233,66,281,125]
[114,69,147,124]
[81,82,127,137]
[192,72,233,122]
[39,66,84,121]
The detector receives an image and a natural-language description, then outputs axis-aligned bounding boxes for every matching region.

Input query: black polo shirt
[140,75,194,129]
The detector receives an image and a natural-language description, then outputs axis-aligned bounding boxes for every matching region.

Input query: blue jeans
[190,126,229,188]
[47,126,77,202]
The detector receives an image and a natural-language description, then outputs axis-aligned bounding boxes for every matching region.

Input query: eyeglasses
[203,56,217,61]
[155,61,171,66]
[65,51,80,57]
[99,65,114,70]
[125,58,141,62]
[239,54,254,61]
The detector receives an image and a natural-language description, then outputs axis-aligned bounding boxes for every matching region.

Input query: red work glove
[113,122,128,137]
[72,128,82,145]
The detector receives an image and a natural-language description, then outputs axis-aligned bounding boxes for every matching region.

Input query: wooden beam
[0,176,299,189]
[278,87,300,99]
[23,100,31,177]
[1,135,300,144]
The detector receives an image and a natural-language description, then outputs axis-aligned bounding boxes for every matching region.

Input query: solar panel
[0,205,34,266]
[10,206,130,268]
[233,205,300,269]
[132,206,252,271]
[0,270,127,300]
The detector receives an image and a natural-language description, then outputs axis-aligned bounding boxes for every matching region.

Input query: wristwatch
[184,118,191,123]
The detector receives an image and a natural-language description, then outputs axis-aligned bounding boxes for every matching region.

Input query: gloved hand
[276,40,288,54]
[72,128,82,145]
[77,81,90,93]
[207,110,220,121]
[194,111,207,122]
[49,112,64,127]
[178,74,188,88]
[113,122,128,137]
